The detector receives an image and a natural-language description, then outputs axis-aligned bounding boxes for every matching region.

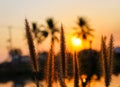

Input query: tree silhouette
[46,18,59,42]
[73,17,94,49]
[74,17,94,40]
[9,48,22,58]
[32,22,48,44]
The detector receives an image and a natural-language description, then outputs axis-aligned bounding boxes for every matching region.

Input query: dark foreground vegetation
[0,49,120,82]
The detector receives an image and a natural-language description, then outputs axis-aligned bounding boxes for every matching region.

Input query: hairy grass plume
[57,55,67,87]
[60,24,67,78]
[108,34,114,85]
[54,24,67,87]
[108,35,114,70]
[25,19,39,87]
[101,36,109,87]
[101,36,105,76]
[101,35,114,87]
[46,42,55,87]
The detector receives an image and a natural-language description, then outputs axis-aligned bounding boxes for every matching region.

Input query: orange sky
[0,0,120,62]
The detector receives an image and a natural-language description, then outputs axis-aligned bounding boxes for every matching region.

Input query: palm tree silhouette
[46,18,59,43]
[32,22,48,43]
[73,17,94,49]
[75,17,94,40]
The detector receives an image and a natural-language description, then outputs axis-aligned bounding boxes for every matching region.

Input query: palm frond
[53,36,59,42]
[86,26,94,31]
[32,22,37,32]
[78,17,87,27]
[53,28,59,33]
[85,31,94,37]
[46,18,54,29]
[41,30,48,37]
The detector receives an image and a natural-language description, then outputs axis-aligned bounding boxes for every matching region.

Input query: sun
[72,36,82,47]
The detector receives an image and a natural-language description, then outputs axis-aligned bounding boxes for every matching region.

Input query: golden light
[81,74,87,83]
[72,36,82,47]
[83,78,86,83]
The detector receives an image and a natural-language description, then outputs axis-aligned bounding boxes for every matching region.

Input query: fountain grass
[25,19,40,87]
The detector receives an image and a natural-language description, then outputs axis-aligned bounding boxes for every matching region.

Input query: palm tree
[46,18,59,43]
[32,22,48,44]
[74,17,94,49]
[75,17,94,40]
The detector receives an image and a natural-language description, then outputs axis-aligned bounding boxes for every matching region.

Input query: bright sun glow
[72,37,82,47]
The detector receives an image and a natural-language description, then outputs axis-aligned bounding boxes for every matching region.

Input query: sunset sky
[0,0,120,62]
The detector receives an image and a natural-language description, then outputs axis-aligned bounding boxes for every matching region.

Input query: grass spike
[55,24,67,87]
[46,41,55,87]
[25,19,39,87]
[73,51,79,87]
[60,24,67,78]
[101,35,113,87]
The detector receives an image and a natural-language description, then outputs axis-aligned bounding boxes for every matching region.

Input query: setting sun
[72,36,82,47]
